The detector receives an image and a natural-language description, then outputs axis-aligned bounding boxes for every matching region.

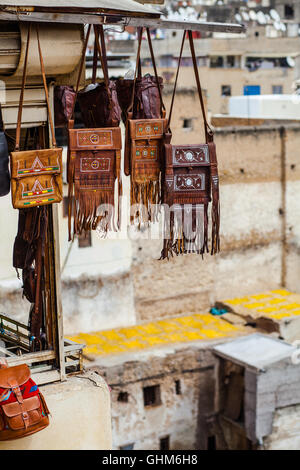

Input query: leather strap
[15,24,57,151]
[168,30,213,143]
[71,24,92,120]
[128,27,165,117]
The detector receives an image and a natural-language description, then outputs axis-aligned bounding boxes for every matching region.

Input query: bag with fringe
[124,28,167,225]
[67,25,122,240]
[161,31,220,259]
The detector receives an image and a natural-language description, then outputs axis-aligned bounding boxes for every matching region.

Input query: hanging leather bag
[54,85,76,128]
[0,364,50,441]
[68,25,122,240]
[161,31,220,259]
[0,104,10,197]
[77,25,121,129]
[125,28,167,223]
[10,24,63,210]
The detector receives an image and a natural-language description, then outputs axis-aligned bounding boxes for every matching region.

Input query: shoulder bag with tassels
[161,30,220,259]
[10,24,63,210]
[125,28,167,225]
[68,25,122,240]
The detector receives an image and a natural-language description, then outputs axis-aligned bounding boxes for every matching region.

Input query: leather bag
[67,25,122,239]
[124,28,167,224]
[77,25,121,129]
[10,25,63,210]
[54,85,76,128]
[161,31,220,259]
[0,364,50,441]
[0,104,10,197]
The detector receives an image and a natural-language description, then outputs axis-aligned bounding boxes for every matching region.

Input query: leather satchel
[77,25,121,129]
[10,25,63,210]
[67,25,122,239]
[125,28,167,224]
[54,85,76,128]
[161,31,220,259]
[0,364,50,441]
[0,104,10,197]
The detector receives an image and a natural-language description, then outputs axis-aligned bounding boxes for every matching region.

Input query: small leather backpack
[0,363,50,441]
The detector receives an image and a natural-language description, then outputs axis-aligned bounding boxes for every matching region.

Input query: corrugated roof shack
[0,1,245,450]
[212,334,300,450]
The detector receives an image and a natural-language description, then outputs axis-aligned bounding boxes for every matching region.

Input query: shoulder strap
[168,30,213,143]
[128,27,165,117]
[71,24,92,120]
[15,24,57,151]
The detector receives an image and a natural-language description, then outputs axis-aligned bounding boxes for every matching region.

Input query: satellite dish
[287,57,295,68]
[249,10,257,21]
[280,23,287,32]
[235,13,242,23]
[274,21,281,31]
[257,11,267,25]
[270,9,280,22]
[241,11,250,22]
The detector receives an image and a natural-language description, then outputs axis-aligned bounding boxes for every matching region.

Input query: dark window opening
[183,118,193,129]
[78,231,92,248]
[207,435,216,450]
[160,436,170,450]
[118,392,129,403]
[120,443,134,450]
[255,31,259,37]
[284,5,294,19]
[143,385,161,407]
[272,85,283,95]
[227,56,235,68]
[221,85,231,97]
[175,380,181,395]
[210,56,224,68]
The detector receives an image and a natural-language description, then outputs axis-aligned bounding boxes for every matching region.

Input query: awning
[0,0,160,16]
[0,1,246,34]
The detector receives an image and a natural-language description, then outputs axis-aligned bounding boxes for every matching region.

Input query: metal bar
[0,11,246,33]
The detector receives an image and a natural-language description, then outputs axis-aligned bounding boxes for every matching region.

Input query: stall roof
[0,0,159,15]
[0,0,246,33]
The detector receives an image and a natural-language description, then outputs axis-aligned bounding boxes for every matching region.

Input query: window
[120,443,134,450]
[284,5,294,19]
[78,231,92,248]
[118,392,129,403]
[210,56,224,68]
[143,385,161,407]
[221,85,231,97]
[175,380,181,395]
[160,436,170,450]
[226,56,235,68]
[272,85,283,95]
[182,118,193,130]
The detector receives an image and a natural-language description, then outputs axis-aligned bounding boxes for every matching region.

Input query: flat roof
[213,333,296,371]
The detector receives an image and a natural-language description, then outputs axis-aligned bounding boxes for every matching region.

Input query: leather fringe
[160,204,210,260]
[131,179,161,225]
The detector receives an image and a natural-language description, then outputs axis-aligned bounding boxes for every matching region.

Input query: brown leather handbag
[54,85,76,128]
[161,31,220,259]
[10,25,63,210]
[125,28,167,224]
[77,25,121,129]
[0,364,50,441]
[67,25,122,239]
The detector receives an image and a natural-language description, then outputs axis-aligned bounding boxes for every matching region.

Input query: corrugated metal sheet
[0,0,159,15]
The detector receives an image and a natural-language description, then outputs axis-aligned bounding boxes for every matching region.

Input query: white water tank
[229,95,300,120]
